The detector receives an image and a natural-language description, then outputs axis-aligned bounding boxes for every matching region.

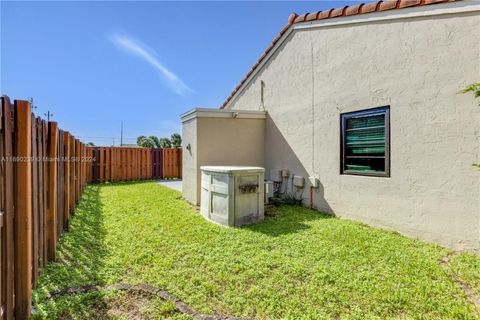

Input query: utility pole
[44,111,53,122]
[28,97,38,110]
[120,121,124,146]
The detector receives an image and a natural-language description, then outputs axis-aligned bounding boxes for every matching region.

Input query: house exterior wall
[182,117,198,204]
[182,113,265,205]
[224,11,480,249]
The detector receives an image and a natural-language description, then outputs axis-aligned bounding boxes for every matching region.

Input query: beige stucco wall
[182,115,265,205]
[182,117,198,204]
[224,10,480,249]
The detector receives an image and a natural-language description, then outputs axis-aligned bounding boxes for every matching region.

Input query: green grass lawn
[33,182,480,319]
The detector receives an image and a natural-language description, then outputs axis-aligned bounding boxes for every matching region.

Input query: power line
[76,136,136,140]
[76,135,138,147]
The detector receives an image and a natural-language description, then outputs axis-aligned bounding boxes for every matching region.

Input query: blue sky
[1,1,356,146]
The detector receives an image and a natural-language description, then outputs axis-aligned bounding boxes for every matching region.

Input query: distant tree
[149,136,161,148]
[137,135,147,145]
[86,142,95,147]
[137,135,179,148]
[170,133,182,148]
[137,136,156,148]
[159,137,172,148]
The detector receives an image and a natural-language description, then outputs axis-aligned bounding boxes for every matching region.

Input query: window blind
[341,107,390,176]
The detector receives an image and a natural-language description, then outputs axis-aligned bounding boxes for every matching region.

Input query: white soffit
[181,108,266,122]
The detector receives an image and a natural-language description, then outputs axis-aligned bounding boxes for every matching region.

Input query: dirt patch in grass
[104,291,182,320]
[49,283,246,320]
[447,252,480,309]
[45,290,187,320]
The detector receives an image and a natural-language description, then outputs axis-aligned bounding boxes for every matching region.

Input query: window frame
[340,106,390,178]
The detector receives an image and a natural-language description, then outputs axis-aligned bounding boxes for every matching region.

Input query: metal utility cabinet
[200,166,265,227]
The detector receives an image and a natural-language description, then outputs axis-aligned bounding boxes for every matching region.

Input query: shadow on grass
[58,184,107,285]
[33,184,112,319]
[244,205,334,237]
[91,180,156,187]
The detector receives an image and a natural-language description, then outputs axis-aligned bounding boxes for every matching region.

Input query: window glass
[341,107,389,176]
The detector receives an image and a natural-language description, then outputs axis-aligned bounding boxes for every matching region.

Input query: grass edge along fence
[87,147,182,183]
[1,96,88,320]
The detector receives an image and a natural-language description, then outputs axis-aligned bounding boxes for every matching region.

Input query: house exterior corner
[222,4,480,249]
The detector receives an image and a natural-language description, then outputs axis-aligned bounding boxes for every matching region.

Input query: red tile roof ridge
[220,0,455,109]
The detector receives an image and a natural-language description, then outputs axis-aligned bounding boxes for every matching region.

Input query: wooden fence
[88,147,182,183]
[0,96,183,319]
[0,96,88,320]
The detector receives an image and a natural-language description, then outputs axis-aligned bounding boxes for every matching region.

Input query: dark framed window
[340,106,390,177]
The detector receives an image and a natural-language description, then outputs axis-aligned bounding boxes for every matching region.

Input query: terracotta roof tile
[398,0,422,8]
[346,4,365,16]
[294,13,308,23]
[331,6,348,17]
[265,42,274,52]
[379,0,399,11]
[360,1,382,13]
[288,13,298,24]
[305,12,319,21]
[279,23,291,35]
[318,9,333,19]
[220,0,456,109]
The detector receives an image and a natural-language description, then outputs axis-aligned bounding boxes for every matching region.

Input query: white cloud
[109,33,193,97]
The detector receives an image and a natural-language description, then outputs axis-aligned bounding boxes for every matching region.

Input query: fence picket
[56,130,64,238]
[63,132,70,230]
[46,122,58,261]
[31,115,39,287]
[1,97,14,320]
[68,136,75,215]
[14,100,32,320]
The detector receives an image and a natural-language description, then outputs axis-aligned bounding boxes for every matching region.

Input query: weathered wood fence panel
[1,97,15,320]
[88,147,181,183]
[47,122,58,260]
[14,100,33,320]
[0,96,89,319]
[56,130,64,239]
[162,148,182,179]
[152,148,163,179]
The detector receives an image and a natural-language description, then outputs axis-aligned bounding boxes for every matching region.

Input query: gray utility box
[200,166,265,227]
